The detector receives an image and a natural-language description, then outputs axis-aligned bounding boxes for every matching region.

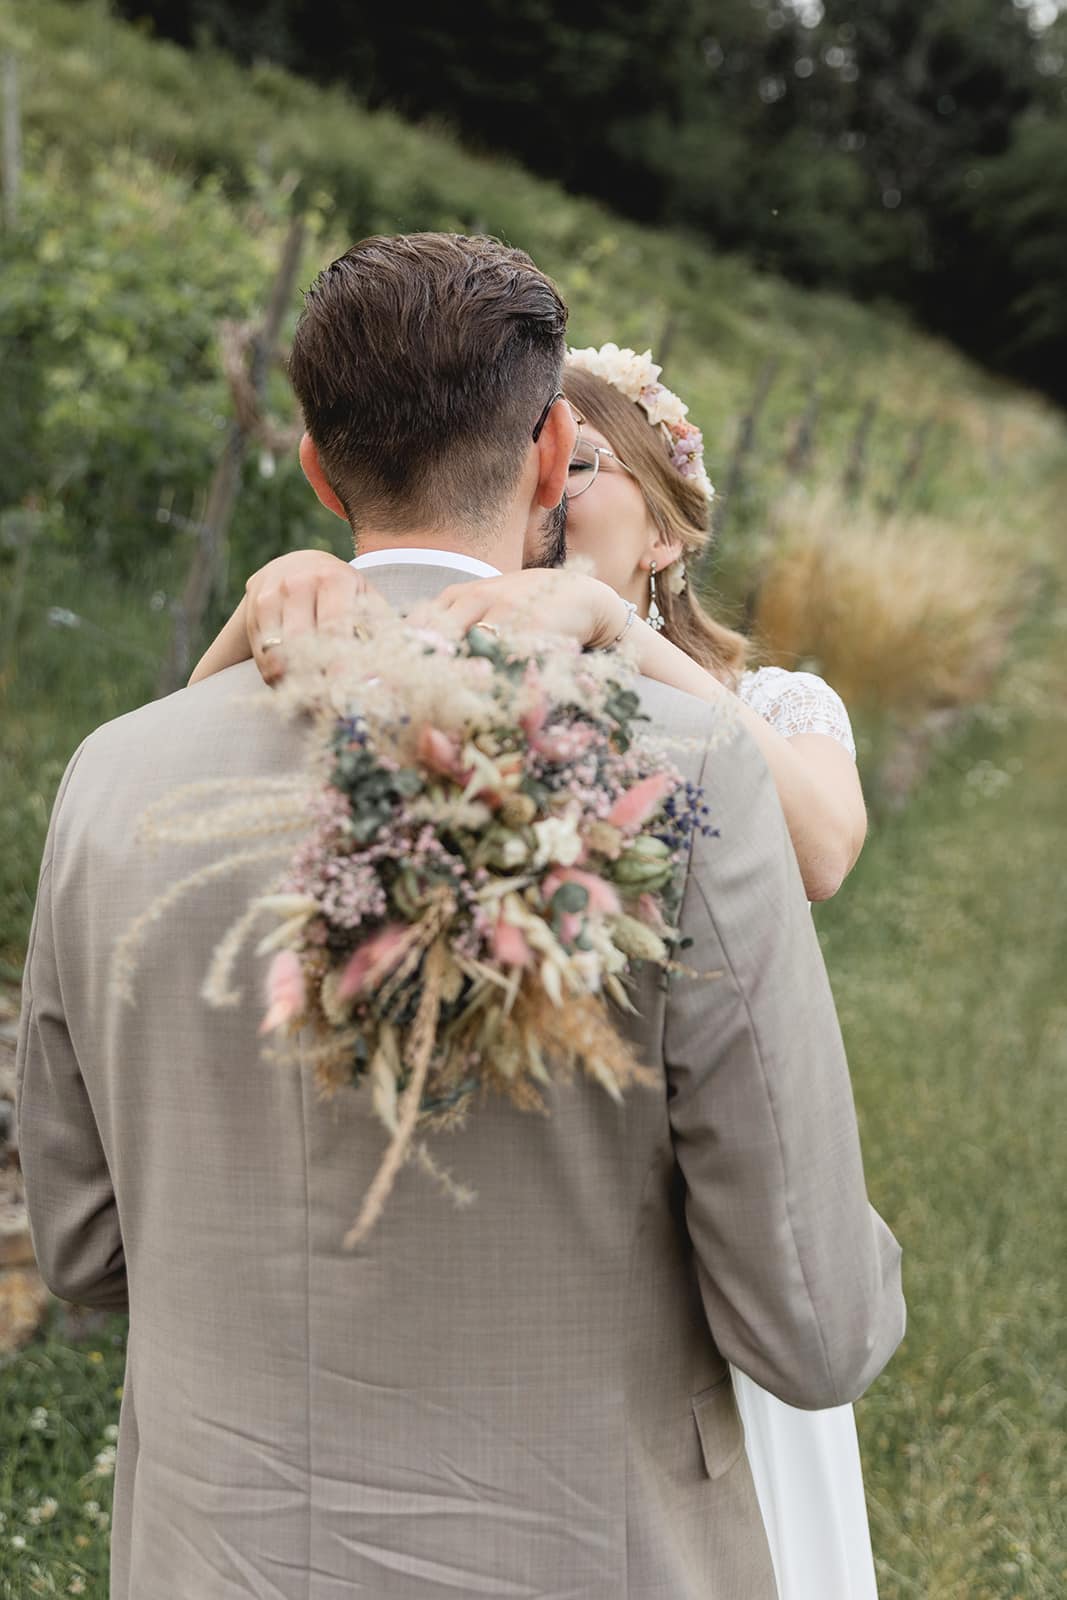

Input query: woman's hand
[244,550,380,684]
[189,549,380,687]
[423,569,629,650]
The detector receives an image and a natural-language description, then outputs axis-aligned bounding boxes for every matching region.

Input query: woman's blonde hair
[563,365,749,684]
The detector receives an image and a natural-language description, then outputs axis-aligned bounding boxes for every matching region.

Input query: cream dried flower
[641,384,689,428]
[532,813,583,869]
[567,342,661,401]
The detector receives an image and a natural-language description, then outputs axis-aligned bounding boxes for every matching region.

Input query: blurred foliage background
[0,4,1064,1597]
[114,0,1067,404]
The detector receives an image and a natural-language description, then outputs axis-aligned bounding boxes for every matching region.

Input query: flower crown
[566,343,715,501]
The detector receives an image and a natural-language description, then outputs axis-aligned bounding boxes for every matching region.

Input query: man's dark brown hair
[288,233,568,538]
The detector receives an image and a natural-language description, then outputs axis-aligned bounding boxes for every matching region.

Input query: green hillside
[0,6,1064,1598]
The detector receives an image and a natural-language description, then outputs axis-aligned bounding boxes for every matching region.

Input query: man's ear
[533,398,577,510]
[299,433,348,521]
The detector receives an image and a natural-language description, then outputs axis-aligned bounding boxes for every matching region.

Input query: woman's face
[564,423,658,607]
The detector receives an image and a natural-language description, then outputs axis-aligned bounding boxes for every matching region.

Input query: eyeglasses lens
[566,439,599,498]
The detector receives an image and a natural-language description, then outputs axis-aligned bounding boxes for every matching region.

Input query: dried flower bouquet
[115,605,715,1245]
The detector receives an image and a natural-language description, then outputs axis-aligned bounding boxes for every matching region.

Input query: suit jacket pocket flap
[691,1377,744,1481]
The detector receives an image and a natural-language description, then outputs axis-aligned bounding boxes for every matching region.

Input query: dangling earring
[648,561,665,632]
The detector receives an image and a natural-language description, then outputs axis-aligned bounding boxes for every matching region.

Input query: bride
[193,343,877,1597]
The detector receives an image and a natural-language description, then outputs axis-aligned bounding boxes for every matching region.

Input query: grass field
[1,3,1065,1595]
[822,594,1067,1598]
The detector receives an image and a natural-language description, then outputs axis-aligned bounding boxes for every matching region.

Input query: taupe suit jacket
[17,559,904,1600]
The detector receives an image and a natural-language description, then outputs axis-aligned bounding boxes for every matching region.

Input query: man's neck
[353,527,522,574]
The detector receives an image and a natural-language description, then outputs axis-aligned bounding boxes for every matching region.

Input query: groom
[17,233,904,1599]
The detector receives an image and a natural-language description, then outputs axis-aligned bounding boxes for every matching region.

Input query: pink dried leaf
[492,916,533,969]
[259,949,306,1035]
[636,892,669,932]
[607,772,674,832]
[543,867,622,917]
[337,923,411,1000]
[416,725,471,784]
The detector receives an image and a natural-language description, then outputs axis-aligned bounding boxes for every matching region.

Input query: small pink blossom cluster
[667,419,710,488]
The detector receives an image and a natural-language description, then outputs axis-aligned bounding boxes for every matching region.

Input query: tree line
[117,0,1067,405]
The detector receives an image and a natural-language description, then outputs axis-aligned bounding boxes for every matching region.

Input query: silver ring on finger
[261,635,284,651]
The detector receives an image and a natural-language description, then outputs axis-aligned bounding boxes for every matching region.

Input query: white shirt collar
[350,548,501,580]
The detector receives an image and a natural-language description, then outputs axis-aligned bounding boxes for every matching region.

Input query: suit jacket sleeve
[664,716,904,1409]
[15,745,129,1313]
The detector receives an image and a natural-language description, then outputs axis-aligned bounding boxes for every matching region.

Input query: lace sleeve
[738,667,857,760]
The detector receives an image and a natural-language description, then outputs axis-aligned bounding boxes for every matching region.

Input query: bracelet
[610,599,638,647]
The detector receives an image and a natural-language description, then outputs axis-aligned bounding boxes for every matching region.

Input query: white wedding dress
[732,666,879,1600]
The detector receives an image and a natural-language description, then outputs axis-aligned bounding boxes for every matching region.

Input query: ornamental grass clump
[115,605,716,1246]
[754,489,1019,721]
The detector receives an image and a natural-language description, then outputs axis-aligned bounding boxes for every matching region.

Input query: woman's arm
[627,620,866,902]
[189,596,254,685]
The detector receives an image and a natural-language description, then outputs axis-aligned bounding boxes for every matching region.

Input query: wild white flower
[532,813,583,869]
[103,1423,119,1442]
[10,1534,26,1549]
[69,1579,87,1595]
[82,1502,101,1519]
[37,1498,59,1522]
[93,1445,116,1478]
[28,1407,49,1432]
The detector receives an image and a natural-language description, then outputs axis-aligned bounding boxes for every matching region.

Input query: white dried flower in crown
[567,343,661,403]
[641,385,689,429]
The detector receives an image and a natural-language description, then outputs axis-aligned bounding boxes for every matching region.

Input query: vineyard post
[2,53,20,231]
[843,398,879,500]
[157,208,306,697]
[785,372,820,478]
[698,357,781,576]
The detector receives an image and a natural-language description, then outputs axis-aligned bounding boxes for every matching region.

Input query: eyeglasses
[531,390,564,442]
[565,437,637,498]
[531,391,586,443]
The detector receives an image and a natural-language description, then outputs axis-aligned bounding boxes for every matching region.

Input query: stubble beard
[523,497,568,570]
